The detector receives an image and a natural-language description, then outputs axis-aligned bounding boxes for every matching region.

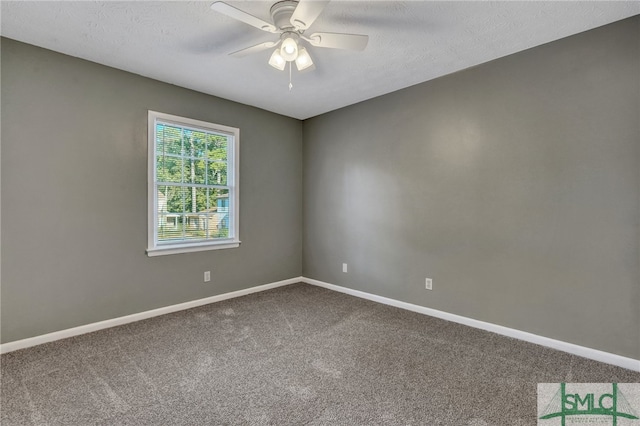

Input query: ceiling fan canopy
[210,0,368,72]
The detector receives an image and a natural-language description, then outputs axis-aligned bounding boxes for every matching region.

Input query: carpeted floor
[1,283,638,425]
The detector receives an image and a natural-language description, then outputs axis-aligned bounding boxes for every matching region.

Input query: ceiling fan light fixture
[211,0,370,83]
[295,47,313,71]
[280,36,298,61]
[268,49,286,70]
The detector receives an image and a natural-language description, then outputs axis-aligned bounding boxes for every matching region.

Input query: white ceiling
[2,1,638,120]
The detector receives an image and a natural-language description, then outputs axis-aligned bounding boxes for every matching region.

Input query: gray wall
[1,39,303,343]
[303,17,639,359]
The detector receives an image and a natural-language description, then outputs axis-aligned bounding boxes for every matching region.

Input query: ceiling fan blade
[229,40,279,58]
[289,0,330,30]
[306,32,369,51]
[211,2,277,33]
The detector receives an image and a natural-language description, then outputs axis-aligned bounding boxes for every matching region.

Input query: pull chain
[288,61,293,91]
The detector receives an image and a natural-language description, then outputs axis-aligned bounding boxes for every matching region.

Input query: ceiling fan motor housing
[270,0,299,31]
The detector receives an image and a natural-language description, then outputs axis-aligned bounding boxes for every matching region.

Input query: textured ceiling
[2,1,639,120]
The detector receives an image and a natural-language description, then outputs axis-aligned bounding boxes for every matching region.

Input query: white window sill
[147,240,241,257]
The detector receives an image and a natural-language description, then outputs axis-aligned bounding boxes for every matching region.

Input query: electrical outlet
[425,278,432,290]
[204,271,211,282]
[342,263,348,273]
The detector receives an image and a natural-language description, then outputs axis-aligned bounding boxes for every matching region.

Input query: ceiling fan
[210,0,368,73]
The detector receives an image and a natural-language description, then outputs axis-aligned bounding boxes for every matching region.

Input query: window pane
[162,185,186,214]
[205,214,229,239]
[183,212,207,240]
[207,161,227,185]
[157,185,186,242]
[179,187,208,241]
[182,129,193,154]
[190,131,208,158]
[210,188,229,206]
[192,159,206,185]
[184,186,196,214]
[157,124,182,155]
[156,156,183,183]
[208,135,228,162]
[210,188,230,238]
[183,159,192,184]
[157,214,183,241]
[195,187,209,212]
[183,160,207,185]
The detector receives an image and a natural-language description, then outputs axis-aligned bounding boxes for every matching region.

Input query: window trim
[146,111,240,256]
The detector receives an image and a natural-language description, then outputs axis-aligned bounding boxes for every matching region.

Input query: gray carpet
[1,283,638,425]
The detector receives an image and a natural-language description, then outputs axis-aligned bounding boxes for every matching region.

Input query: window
[147,111,240,256]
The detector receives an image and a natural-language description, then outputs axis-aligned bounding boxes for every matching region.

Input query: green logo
[539,383,639,426]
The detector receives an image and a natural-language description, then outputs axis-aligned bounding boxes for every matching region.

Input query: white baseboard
[302,277,640,372]
[0,277,302,354]
[3,275,638,372]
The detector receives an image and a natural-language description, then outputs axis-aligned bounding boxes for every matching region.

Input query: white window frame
[146,111,240,256]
